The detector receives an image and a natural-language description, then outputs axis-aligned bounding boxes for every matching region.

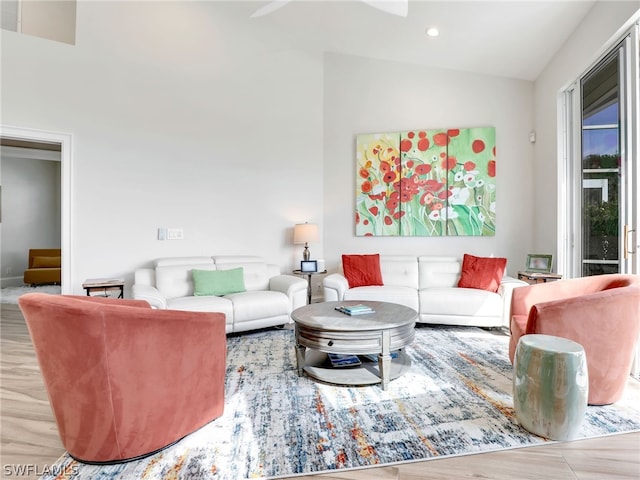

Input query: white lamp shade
[293,223,319,244]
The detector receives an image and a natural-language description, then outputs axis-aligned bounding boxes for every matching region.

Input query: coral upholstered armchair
[509,274,640,405]
[18,293,226,464]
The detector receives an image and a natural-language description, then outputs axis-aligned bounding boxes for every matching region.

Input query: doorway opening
[0,126,72,293]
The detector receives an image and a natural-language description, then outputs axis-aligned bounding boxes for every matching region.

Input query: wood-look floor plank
[2,303,639,480]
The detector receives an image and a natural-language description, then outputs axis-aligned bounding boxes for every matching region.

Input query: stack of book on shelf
[334,304,375,316]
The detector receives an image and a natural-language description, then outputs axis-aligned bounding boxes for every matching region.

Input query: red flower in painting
[383,171,396,183]
[448,129,460,137]
[393,211,405,219]
[356,212,360,224]
[419,192,434,205]
[415,164,431,175]
[487,160,496,177]
[425,179,444,192]
[380,161,391,173]
[386,192,400,211]
[417,138,430,151]
[464,161,476,171]
[472,139,486,153]
[369,206,379,216]
[359,168,369,179]
[442,156,457,170]
[408,131,415,139]
[361,180,373,193]
[433,132,448,146]
[400,139,413,152]
[418,131,427,138]
[438,190,452,199]
[384,216,393,225]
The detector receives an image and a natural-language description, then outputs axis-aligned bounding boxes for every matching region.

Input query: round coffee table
[291,301,417,390]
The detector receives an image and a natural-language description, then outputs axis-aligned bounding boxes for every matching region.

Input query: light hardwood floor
[2,303,639,480]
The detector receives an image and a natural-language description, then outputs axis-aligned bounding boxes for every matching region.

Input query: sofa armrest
[269,274,307,311]
[498,276,528,328]
[132,284,167,309]
[323,273,349,302]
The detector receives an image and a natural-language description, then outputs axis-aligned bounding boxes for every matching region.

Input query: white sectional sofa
[132,256,307,333]
[322,255,527,328]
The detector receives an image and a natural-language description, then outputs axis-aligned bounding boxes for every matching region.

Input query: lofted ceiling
[240,0,599,81]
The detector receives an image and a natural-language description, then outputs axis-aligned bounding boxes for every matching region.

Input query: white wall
[1,156,61,286]
[3,1,635,295]
[323,53,535,276]
[1,1,323,294]
[532,2,639,262]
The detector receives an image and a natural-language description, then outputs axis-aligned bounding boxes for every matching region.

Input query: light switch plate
[167,228,184,240]
[157,227,167,240]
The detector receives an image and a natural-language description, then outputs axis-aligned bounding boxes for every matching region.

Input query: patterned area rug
[42,326,640,479]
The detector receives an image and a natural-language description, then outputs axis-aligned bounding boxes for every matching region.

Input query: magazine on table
[334,304,375,316]
[328,354,362,367]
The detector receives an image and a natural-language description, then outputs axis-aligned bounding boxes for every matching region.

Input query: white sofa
[323,255,527,328]
[132,256,307,333]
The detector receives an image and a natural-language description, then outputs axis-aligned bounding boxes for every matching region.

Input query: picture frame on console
[301,260,318,273]
[525,254,553,273]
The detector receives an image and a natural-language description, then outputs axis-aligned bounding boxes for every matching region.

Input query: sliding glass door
[581,50,622,276]
[561,23,639,277]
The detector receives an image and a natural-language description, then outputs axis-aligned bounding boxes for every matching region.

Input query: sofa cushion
[193,268,246,296]
[213,256,271,291]
[344,285,419,312]
[420,287,502,317]
[156,264,216,299]
[380,255,419,289]
[32,256,61,268]
[418,256,460,288]
[166,296,234,329]
[457,254,506,293]
[342,254,384,288]
[226,291,289,323]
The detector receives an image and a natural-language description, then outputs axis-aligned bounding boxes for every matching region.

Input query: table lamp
[293,223,319,261]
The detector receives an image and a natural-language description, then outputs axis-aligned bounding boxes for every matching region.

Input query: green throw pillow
[192,268,246,296]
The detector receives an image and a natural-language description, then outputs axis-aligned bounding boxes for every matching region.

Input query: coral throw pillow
[457,254,507,293]
[342,254,384,288]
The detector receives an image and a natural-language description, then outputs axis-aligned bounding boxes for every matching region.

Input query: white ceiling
[239,0,599,81]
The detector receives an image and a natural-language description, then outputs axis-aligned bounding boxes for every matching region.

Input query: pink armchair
[18,293,227,464]
[509,274,640,405]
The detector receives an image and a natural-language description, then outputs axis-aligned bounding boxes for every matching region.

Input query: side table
[292,270,327,304]
[517,271,562,284]
[82,278,125,299]
[513,334,588,440]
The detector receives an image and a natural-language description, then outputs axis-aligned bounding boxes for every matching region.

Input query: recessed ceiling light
[425,27,439,38]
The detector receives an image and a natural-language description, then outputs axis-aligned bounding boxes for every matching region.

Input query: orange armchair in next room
[18,293,227,464]
[509,274,640,406]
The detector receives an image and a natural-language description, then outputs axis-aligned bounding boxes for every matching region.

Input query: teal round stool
[513,334,588,440]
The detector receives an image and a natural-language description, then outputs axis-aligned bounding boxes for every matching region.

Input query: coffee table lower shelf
[301,350,411,387]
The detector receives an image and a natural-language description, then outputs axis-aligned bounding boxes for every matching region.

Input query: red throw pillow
[342,254,384,288]
[457,254,507,293]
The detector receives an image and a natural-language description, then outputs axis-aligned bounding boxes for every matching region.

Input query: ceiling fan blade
[363,0,409,17]
[251,0,295,18]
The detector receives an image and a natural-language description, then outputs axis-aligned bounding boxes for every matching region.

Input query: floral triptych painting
[355,127,496,237]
